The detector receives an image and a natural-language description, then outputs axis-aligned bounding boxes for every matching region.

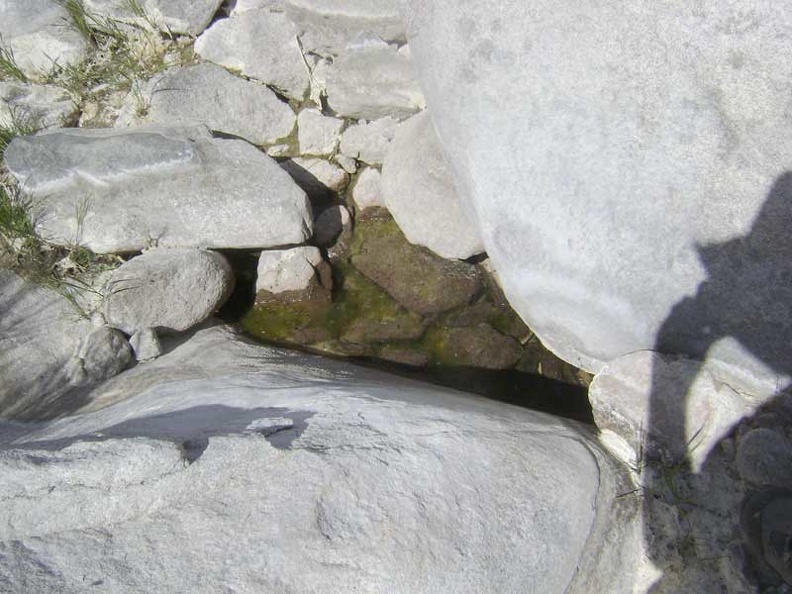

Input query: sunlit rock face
[403,0,792,386]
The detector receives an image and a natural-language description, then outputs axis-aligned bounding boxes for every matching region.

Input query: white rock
[83,0,224,36]
[4,126,313,253]
[339,116,398,165]
[383,111,484,260]
[0,324,641,594]
[589,351,753,471]
[256,246,325,294]
[281,156,349,197]
[117,63,295,147]
[323,36,425,120]
[129,328,163,361]
[335,152,358,174]
[285,0,405,57]
[232,0,285,14]
[313,204,351,248]
[351,167,384,210]
[405,0,792,377]
[0,0,88,79]
[195,9,310,101]
[0,82,77,130]
[70,326,133,387]
[104,248,234,335]
[297,108,344,156]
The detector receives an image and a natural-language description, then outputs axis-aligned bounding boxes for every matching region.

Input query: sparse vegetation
[0,43,28,82]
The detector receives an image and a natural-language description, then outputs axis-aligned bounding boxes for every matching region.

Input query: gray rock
[404,0,792,378]
[4,127,312,252]
[0,324,641,594]
[281,156,350,198]
[104,248,234,335]
[83,0,223,36]
[383,111,484,260]
[430,324,522,370]
[297,108,344,156]
[232,0,285,14]
[339,116,398,165]
[313,204,351,248]
[351,167,385,210]
[0,270,94,419]
[195,9,310,101]
[117,63,296,147]
[320,36,425,120]
[335,152,358,174]
[589,351,751,471]
[70,326,133,387]
[285,0,405,57]
[129,328,162,361]
[0,82,77,130]
[736,428,792,490]
[256,246,331,304]
[0,0,88,79]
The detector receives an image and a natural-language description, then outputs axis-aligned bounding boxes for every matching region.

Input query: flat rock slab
[3,127,312,253]
[297,108,344,156]
[83,0,223,36]
[117,63,296,147]
[383,111,484,260]
[0,271,126,420]
[0,0,88,79]
[0,324,639,594]
[195,9,310,101]
[351,216,482,314]
[339,116,398,166]
[319,37,425,120]
[405,0,792,379]
[0,82,77,130]
[104,248,234,335]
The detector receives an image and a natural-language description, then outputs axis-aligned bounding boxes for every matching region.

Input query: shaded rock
[405,0,792,377]
[195,9,310,100]
[4,127,312,252]
[0,324,641,594]
[350,215,482,314]
[117,63,296,147]
[426,324,522,370]
[104,248,234,335]
[351,167,384,210]
[319,36,424,120]
[285,0,405,56]
[339,116,398,165]
[69,326,133,387]
[297,108,344,156]
[83,0,224,36]
[736,428,792,490]
[383,110,484,260]
[313,204,351,249]
[589,351,752,470]
[281,156,349,198]
[341,311,424,344]
[0,0,88,79]
[255,246,331,304]
[129,328,163,361]
[377,346,430,367]
[0,270,96,419]
[0,82,77,130]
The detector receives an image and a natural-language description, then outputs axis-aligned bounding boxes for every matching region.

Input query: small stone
[281,157,350,198]
[129,328,163,362]
[428,324,522,370]
[339,116,398,165]
[195,9,310,100]
[313,204,351,249]
[72,326,133,386]
[256,246,332,304]
[377,346,430,367]
[297,108,344,156]
[334,153,358,174]
[0,82,77,130]
[351,167,384,211]
[737,428,792,490]
[341,311,425,344]
[105,248,234,335]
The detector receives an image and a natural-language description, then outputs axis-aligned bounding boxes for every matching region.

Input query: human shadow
[644,172,792,591]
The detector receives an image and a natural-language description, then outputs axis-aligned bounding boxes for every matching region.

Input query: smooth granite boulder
[3,127,312,252]
[195,9,310,101]
[404,1,792,381]
[104,248,234,335]
[0,0,88,79]
[83,0,223,36]
[0,324,641,594]
[116,63,296,147]
[383,111,484,260]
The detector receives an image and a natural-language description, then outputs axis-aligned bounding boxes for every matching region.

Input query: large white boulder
[404,1,792,380]
[116,63,296,147]
[104,248,234,335]
[0,324,641,594]
[382,111,485,260]
[3,126,313,253]
[195,9,311,101]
